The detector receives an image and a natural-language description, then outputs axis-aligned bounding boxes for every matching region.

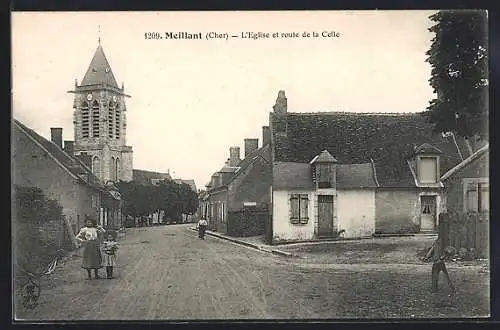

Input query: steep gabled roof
[310,150,338,164]
[414,143,442,155]
[81,45,119,88]
[13,119,103,190]
[271,112,464,187]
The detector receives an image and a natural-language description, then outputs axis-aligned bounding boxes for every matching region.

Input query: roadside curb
[188,227,297,258]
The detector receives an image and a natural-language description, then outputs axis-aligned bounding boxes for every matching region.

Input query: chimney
[229,146,241,166]
[64,140,74,156]
[244,138,259,157]
[262,126,271,146]
[50,128,63,149]
[273,90,287,115]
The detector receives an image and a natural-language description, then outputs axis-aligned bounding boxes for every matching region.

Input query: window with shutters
[317,164,332,188]
[290,194,309,224]
[464,179,489,213]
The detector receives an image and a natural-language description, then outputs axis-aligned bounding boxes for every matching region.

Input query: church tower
[68,41,133,183]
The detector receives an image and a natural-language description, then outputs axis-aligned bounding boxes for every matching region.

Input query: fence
[438,212,489,259]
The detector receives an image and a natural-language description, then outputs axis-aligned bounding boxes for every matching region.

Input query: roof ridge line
[288,111,424,116]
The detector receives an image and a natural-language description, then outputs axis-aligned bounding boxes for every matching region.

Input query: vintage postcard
[11,10,490,321]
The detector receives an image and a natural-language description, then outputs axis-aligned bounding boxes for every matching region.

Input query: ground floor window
[290,194,309,224]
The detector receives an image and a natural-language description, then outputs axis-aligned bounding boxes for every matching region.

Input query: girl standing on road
[75,218,106,280]
[197,217,208,239]
[102,233,118,279]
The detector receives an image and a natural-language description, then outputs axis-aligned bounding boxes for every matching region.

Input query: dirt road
[15,225,490,320]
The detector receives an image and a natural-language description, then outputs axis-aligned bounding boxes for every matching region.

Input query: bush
[13,186,67,279]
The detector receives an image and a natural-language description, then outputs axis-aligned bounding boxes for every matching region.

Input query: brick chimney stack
[244,138,259,157]
[50,128,63,149]
[229,146,241,166]
[64,140,74,156]
[273,90,287,115]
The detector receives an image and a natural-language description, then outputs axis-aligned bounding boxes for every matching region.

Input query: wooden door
[318,195,334,237]
[420,196,436,232]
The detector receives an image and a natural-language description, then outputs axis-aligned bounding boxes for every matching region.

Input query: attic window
[317,164,333,188]
[418,156,438,183]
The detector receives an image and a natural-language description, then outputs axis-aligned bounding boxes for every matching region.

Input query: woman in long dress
[75,218,106,279]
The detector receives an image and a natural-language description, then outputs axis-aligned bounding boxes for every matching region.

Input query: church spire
[98,25,101,45]
[80,42,119,88]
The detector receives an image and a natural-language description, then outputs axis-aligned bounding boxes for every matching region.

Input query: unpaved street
[15,225,490,320]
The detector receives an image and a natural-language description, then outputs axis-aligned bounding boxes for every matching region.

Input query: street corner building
[267,90,469,244]
[201,129,273,238]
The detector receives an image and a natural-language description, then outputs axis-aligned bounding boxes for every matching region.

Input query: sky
[12,10,437,189]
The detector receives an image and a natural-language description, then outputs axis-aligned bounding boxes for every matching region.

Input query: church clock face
[87,93,93,101]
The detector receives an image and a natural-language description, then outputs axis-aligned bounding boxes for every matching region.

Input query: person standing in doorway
[197,217,208,239]
[424,236,456,296]
[75,218,106,280]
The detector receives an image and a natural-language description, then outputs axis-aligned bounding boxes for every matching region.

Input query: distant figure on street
[424,236,456,296]
[75,218,106,280]
[198,217,208,239]
[102,233,118,279]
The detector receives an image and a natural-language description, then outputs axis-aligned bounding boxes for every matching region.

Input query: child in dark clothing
[424,237,456,296]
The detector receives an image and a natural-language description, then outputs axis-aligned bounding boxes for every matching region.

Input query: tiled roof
[80,45,119,88]
[173,179,197,192]
[273,162,314,190]
[310,150,338,164]
[414,143,442,155]
[271,112,464,187]
[13,119,103,190]
[273,162,377,190]
[132,169,171,185]
[208,144,272,192]
[336,163,378,189]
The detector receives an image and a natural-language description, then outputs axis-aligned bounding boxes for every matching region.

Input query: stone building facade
[68,42,133,183]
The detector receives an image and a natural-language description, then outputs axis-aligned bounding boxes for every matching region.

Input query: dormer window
[418,156,438,183]
[310,149,338,189]
[414,143,442,184]
[318,164,333,188]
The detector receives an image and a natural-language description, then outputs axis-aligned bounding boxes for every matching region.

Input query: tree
[425,10,488,150]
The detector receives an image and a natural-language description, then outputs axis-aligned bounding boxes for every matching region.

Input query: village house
[202,129,272,236]
[12,119,123,248]
[268,91,465,244]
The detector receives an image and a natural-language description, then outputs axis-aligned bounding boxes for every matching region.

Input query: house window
[419,157,438,183]
[317,164,332,188]
[290,194,309,224]
[465,180,489,213]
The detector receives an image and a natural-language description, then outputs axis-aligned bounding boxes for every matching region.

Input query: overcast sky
[12,10,436,189]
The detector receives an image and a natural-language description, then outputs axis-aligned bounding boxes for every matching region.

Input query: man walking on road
[424,236,456,297]
[197,217,208,239]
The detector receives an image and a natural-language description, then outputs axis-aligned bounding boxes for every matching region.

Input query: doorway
[318,195,334,237]
[420,195,437,232]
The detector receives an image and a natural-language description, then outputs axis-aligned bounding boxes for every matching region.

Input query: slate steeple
[80,44,119,88]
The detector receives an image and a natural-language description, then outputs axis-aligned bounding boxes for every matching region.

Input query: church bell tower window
[81,101,90,138]
[108,101,114,139]
[115,105,121,139]
[92,100,100,138]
